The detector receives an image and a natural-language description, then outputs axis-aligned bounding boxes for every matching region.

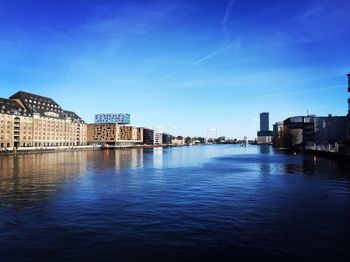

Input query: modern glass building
[257,112,273,144]
[260,112,269,131]
[95,113,130,125]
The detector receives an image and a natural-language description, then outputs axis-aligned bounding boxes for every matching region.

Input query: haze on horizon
[0,0,349,139]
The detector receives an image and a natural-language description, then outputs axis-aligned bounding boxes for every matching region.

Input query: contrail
[254,85,344,98]
[222,0,235,28]
[159,42,237,81]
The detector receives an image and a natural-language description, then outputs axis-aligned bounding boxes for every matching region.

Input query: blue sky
[0,0,349,139]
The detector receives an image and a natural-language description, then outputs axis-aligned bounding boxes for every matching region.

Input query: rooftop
[0,91,85,122]
[0,97,29,116]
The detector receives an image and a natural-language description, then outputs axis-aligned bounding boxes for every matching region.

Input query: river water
[0,145,349,261]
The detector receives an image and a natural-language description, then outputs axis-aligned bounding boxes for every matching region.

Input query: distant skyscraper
[260,112,269,131]
[257,112,273,144]
[95,113,130,124]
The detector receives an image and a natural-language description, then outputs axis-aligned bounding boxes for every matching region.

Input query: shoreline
[0,144,188,156]
[275,146,350,160]
[0,145,99,156]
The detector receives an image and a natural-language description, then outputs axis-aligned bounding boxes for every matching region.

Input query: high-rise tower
[260,112,269,131]
[257,112,273,144]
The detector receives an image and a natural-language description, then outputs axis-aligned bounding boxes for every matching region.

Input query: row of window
[24,98,60,109]
[0,142,87,148]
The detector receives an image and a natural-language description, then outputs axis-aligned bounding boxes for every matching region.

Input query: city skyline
[1,0,350,139]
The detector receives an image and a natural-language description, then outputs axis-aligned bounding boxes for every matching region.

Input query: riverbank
[0,145,100,156]
[0,144,188,156]
[275,146,350,160]
[303,149,350,160]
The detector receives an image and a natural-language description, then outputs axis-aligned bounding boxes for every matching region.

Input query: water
[0,145,349,261]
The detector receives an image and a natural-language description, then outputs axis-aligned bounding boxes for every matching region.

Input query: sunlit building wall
[0,92,87,149]
[154,130,163,145]
[87,123,143,146]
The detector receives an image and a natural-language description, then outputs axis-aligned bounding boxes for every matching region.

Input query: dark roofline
[9,91,58,103]
[63,110,86,123]
[6,91,87,122]
[0,97,21,105]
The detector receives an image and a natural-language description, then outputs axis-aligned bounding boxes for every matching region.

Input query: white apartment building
[154,130,163,145]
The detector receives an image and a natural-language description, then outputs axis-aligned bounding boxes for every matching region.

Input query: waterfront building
[87,123,143,147]
[260,112,269,131]
[283,115,348,148]
[257,112,273,144]
[143,128,154,145]
[172,137,185,146]
[272,121,284,147]
[154,130,163,145]
[95,113,130,125]
[0,98,33,148]
[0,91,87,149]
[283,116,317,147]
[273,121,284,138]
[162,133,172,145]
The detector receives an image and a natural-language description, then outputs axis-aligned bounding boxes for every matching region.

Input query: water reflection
[0,152,88,208]
[259,145,271,154]
[153,147,163,169]
[85,148,145,171]
[0,146,349,261]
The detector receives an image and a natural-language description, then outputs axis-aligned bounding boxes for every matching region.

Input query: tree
[185,136,192,144]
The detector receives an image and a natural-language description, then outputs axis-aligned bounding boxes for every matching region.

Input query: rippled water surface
[1,145,350,261]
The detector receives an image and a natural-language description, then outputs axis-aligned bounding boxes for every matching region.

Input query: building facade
[273,121,284,138]
[95,113,130,125]
[154,130,163,145]
[162,133,172,145]
[87,123,143,146]
[172,137,185,146]
[257,112,273,144]
[283,115,348,148]
[143,128,154,145]
[260,112,269,131]
[0,92,87,149]
[272,121,284,147]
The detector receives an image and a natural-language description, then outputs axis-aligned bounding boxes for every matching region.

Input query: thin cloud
[222,0,235,28]
[159,41,238,81]
[254,85,344,99]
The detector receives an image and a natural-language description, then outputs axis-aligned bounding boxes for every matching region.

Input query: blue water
[0,145,349,261]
